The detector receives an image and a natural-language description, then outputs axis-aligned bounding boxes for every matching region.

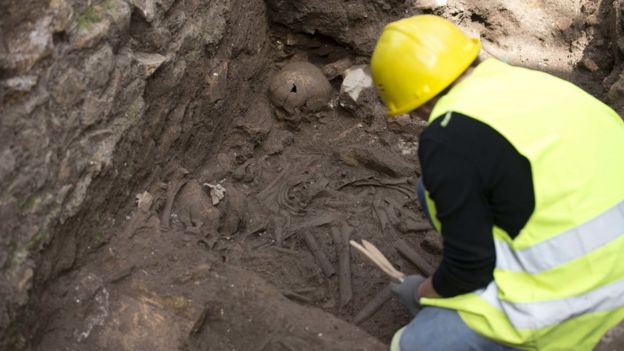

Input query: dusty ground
[2,0,624,350]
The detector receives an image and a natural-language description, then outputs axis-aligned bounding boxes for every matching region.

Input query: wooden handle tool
[350,239,405,282]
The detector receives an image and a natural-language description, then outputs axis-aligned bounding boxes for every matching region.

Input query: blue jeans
[396,307,517,351]
[409,181,515,350]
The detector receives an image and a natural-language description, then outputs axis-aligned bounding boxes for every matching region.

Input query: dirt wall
[1,0,274,345]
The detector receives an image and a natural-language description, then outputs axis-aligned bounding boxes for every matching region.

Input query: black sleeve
[418,112,534,298]
[419,140,496,297]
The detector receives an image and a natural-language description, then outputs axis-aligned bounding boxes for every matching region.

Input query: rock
[268,61,332,114]
[339,65,373,104]
[337,64,385,126]
[135,191,154,211]
[412,0,448,9]
[203,183,226,206]
[581,58,600,72]
[51,68,87,107]
[92,290,190,350]
[204,61,229,104]
[285,33,322,48]
[132,52,168,78]
[586,14,600,27]
[50,0,74,33]
[0,75,38,94]
[200,6,228,51]
[62,176,93,222]
[70,0,131,49]
[322,58,354,80]
[265,0,398,54]
[80,91,114,126]
[235,99,273,145]
[1,16,53,72]
[554,16,573,31]
[84,44,115,88]
[128,0,158,22]
[397,138,420,157]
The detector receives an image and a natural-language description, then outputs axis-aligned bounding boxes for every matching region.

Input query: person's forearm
[418,276,441,299]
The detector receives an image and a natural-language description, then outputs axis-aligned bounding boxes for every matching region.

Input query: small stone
[581,58,599,72]
[555,17,573,31]
[71,0,131,49]
[0,75,38,93]
[412,0,447,9]
[50,0,73,32]
[135,191,153,211]
[132,52,168,78]
[72,21,109,49]
[322,58,354,80]
[235,99,273,144]
[586,14,600,27]
[84,44,114,87]
[203,183,226,205]
[204,61,229,104]
[340,65,373,102]
[3,16,53,72]
[81,92,113,126]
[285,33,321,48]
[129,0,157,22]
[17,268,34,292]
[52,68,87,107]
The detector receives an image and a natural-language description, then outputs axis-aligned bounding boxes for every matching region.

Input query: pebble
[581,58,600,72]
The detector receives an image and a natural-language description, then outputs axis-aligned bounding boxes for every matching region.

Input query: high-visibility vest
[420,58,624,350]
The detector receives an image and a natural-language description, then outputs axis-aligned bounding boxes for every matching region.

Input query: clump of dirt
[2,0,623,350]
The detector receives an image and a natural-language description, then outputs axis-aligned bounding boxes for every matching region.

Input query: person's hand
[390,275,425,315]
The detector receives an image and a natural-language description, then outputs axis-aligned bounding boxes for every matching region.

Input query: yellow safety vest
[420,59,624,350]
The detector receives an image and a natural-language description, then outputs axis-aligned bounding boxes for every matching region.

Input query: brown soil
[2,0,623,350]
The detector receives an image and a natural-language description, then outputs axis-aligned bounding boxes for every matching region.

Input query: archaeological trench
[1,0,624,350]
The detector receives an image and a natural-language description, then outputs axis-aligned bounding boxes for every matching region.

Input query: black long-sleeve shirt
[418,112,535,297]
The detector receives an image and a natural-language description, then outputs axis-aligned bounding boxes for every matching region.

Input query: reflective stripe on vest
[477,278,624,330]
[495,200,624,274]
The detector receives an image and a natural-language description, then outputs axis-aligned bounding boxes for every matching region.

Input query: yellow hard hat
[371,15,481,116]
